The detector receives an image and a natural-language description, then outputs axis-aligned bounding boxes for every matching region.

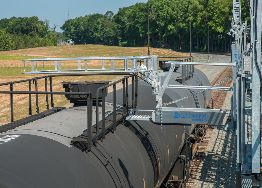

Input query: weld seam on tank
[91,147,125,188]
[124,121,160,186]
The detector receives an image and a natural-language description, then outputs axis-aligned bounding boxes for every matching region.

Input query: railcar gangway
[23,56,234,126]
[21,0,262,186]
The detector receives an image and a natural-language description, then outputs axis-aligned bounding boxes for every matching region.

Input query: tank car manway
[23,56,233,127]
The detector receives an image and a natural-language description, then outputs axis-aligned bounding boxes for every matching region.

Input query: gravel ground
[186,53,236,188]
[187,93,236,188]
[192,53,231,82]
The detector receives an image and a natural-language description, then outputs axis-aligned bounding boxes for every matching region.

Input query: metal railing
[0,90,93,149]
[0,73,139,152]
[0,75,57,123]
[94,75,138,140]
[23,56,157,75]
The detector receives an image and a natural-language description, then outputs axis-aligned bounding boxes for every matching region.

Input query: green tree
[0,29,15,50]
[62,14,118,45]
[114,3,148,46]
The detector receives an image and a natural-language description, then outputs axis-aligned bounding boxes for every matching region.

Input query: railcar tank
[0,67,211,188]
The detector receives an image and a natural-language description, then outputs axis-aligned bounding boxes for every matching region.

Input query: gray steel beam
[166,61,236,66]
[236,76,242,165]
[231,43,238,128]
[251,0,262,174]
[167,85,232,91]
[152,107,226,125]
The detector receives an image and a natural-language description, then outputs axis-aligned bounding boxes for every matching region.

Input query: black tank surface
[0,134,115,188]
[0,68,211,188]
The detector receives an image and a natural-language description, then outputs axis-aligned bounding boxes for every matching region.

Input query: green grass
[0,54,39,61]
[0,67,31,76]
[0,45,188,77]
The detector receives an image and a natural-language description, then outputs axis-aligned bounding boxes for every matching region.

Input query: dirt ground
[0,45,189,125]
[0,48,231,128]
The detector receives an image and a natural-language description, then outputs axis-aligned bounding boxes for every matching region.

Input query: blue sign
[173,112,208,123]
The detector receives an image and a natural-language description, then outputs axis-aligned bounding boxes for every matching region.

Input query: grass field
[0,44,187,68]
[0,44,188,125]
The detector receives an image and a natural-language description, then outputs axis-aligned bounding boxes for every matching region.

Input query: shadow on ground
[197,119,237,188]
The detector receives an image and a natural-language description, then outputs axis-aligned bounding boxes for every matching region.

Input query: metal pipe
[34,80,39,114]
[96,90,100,134]
[167,85,232,91]
[87,94,92,151]
[123,79,126,113]
[10,83,14,122]
[49,77,54,108]
[167,61,235,66]
[29,80,32,115]
[45,77,50,110]
[0,91,91,95]
[125,77,129,114]
[113,84,117,132]
[132,76,135,109]
[135,75,138,110]
[101,89,106,140]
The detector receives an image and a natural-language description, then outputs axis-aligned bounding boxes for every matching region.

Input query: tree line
[0,16,57,51]
[63,0,249,53]
[0,0,249,52]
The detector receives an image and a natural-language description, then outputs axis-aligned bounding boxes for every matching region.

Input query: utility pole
[147,9,151,56]
[207,24,210,61]
[190,22,192,58]
[67,8,70,20]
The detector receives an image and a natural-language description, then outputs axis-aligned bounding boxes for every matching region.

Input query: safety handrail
[0,90,93,150]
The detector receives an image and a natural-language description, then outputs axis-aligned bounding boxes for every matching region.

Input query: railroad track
[186,66,233,188]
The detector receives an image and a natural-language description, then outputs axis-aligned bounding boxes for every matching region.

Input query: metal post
[87,94,92,151]
[125,77,129,114]
[113,84,117,132]
[49,76,54,108]
[101,60,105,70]
[78,60,81,70]
[96,90,100,134]
[34,80,39,114]
[111,60,115,70]
[135,75,138,110]
[124,59,128,71]
[101,88,106,140]
[236,76,241,165]
[29,80,32,115]
[54,61,58,72]
[182,65,186,83]
[45,77,49,110]
[122,79,126,115]
[241,76,246,166]
[144,59,149,69]
[132,59,137,71]
[132,76,135,109]
[10,83,14,122]
[232,43,238,128]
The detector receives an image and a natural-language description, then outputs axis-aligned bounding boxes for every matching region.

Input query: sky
[0,0,147,31]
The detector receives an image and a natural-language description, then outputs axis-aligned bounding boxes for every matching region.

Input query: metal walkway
[23,55,233,126]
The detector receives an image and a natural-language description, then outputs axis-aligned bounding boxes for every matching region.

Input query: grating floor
[186,91,237,188]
